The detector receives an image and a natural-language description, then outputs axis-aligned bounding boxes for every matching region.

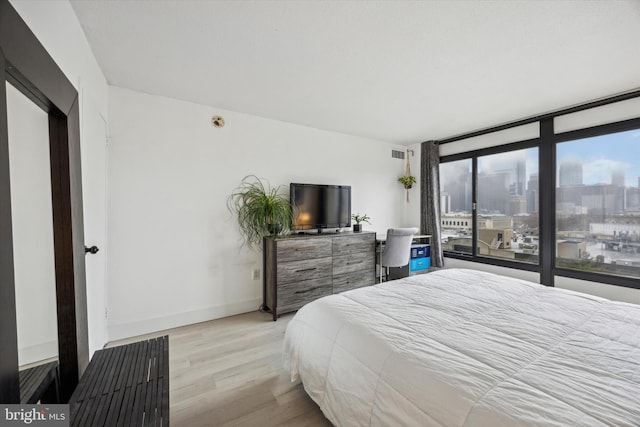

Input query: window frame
[441,138,541,274]
[552,118,640,290]
[437,91,640,289]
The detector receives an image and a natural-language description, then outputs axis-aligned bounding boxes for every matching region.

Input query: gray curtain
[420,140,444,268]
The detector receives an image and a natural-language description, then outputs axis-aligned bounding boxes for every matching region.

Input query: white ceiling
[69,0,640,145]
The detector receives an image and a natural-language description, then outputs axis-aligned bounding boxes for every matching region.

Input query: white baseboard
[18,340,58,367]
[107,298,262,342]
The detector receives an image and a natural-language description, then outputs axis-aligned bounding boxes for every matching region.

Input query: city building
[441,213,472,232]
[527,172,539,213]
[557,240,588,259]
[478,228,514,249]
[441,192,451,214]
[559,161,583,186]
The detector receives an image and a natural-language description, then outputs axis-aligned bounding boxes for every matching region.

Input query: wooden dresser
[263,231,376,320]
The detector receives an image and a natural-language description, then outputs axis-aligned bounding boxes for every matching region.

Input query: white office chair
[379,227,419,283]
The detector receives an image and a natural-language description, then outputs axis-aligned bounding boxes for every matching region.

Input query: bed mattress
[283,268,640,426]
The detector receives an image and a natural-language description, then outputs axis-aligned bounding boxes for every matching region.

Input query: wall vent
[391,150,405,159]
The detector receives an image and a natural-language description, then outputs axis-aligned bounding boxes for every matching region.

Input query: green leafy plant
[227,175,293,249]
[351,213,371,225]
[398,175,417,187]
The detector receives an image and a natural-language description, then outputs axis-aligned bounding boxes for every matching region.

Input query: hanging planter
[398,175,416,190]
[398,150,416,202]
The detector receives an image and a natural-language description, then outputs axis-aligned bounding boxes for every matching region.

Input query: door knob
[85,245,99,255]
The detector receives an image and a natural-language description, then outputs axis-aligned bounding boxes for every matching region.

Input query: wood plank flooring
[108,311,332,427]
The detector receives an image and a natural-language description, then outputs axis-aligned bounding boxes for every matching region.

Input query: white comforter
[283,268,640,426]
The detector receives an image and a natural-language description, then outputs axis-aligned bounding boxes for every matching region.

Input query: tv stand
[297,229,341,235]
[316,228,341,234]
[263,231,375,320]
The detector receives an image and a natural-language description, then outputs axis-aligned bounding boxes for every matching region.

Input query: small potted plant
[398,175,417,189]
[351,213,371,232]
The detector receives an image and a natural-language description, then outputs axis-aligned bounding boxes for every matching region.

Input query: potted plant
[227,175,293,249]
[398,175,417,189]
[351,213,371,232]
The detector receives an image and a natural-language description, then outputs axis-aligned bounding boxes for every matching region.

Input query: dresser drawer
[333,251,374,276]
[332,234,375,257]
[277,238,332,262]
[333,270,375,294]
[278,277,333,314]
[278,256,332,284]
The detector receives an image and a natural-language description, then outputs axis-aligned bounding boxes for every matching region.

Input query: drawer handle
[296,267,317,273]
[295,286,320,294]
[346,260,362,265]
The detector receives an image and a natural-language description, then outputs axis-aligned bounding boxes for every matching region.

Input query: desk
[376,234,431,244]
[376,234,431,282]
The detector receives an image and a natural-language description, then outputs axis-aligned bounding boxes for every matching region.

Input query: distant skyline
[440,128,640,210]
[557,129,640,187]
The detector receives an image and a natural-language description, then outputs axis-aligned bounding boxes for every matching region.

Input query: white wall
[405,142,422,227]
[10,0,110,355]
[439,123,539,157]
[107,86,408,339]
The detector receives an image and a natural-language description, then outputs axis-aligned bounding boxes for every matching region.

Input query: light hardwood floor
[108,311,332,427]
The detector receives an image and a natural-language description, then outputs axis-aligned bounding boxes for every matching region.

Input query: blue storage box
[410,257,430,271]
[411,245,430,259]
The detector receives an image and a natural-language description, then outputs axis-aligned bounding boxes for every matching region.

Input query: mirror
[2,3,89,402]
[6,81,59,400]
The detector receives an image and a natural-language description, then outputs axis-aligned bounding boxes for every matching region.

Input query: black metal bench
[69,336,169,426]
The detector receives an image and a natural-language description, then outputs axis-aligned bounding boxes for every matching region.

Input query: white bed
[283,268,640,426]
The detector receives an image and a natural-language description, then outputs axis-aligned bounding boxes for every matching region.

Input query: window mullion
[472,157,478,258]
[539,119,555,286]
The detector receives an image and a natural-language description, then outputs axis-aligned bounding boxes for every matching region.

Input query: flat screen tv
[290,183,351,231]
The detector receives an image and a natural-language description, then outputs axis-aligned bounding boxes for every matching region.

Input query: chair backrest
[382,227,419,267]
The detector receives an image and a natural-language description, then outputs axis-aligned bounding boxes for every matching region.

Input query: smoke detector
[211,116,225,128]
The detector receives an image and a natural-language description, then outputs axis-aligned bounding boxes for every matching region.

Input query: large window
[556,129,640,280]
[478,148,539,263]
[440,147,539,265]
[436,94,640,289]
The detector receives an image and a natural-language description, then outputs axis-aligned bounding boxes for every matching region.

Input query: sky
[440,129,640,190]
[557,129,640,187]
